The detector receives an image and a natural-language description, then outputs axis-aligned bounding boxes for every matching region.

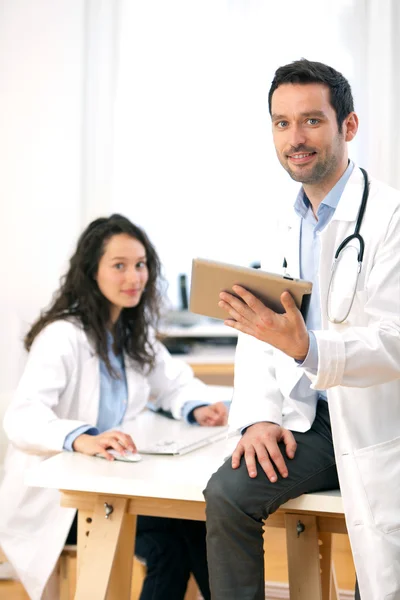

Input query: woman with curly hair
[0,214,228,600]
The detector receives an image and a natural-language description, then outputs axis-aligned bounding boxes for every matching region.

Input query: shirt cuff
[182,401,209,424]
[183,400,231,424]
[63,426,99,451]
[240,419,279,434]
[297,331,319,373]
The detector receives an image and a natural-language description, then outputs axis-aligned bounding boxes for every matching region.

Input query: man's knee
[204,470,225,512]
[204,460,250,518]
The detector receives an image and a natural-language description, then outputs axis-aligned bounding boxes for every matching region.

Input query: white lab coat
[0,319,212,600]
[229,166,400,600]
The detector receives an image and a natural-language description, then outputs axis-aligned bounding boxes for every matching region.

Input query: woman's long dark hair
[25,214,165,374]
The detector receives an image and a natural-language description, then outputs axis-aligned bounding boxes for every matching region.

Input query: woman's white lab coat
[0,319,211,599]
[229,167,400,600]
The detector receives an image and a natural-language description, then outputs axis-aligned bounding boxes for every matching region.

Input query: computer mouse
[96,449,142,462]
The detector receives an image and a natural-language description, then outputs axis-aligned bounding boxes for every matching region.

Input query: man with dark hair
[204,59,400,600]
[268,59,355,131]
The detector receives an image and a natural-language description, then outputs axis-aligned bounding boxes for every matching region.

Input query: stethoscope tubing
[283,167,370,325]
[327,167,369,323]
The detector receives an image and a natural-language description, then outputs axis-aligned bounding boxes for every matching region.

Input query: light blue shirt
[97,337,128,431]
[64,332,128,450]
[63,335,212,450]
[294,160,354,402]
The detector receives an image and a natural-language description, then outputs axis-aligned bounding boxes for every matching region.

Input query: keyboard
[138,428,229,456]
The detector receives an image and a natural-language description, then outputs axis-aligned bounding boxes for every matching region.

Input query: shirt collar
[294,160,355,218]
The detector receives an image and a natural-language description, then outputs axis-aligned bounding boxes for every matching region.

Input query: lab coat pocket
[354,435,400,534]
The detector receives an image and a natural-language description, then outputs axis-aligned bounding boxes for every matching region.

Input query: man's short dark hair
[268,59,354,132]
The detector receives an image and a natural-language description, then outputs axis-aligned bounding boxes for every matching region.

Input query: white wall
[111,0,360,307]
[0,0,86,459]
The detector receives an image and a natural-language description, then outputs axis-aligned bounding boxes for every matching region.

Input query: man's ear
[344,112,359,142]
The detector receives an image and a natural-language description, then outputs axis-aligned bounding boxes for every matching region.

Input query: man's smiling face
[271,82,347,185]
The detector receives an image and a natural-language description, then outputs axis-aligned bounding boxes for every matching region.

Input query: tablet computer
[189,258,313,321]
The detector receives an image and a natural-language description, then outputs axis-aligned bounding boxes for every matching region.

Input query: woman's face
[96,233,149,323]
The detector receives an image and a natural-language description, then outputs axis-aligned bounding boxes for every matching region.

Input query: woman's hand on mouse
[72,430,136,460]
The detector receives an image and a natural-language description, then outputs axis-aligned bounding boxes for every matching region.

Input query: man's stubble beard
[285,157,338,184]
[278,133,344,185]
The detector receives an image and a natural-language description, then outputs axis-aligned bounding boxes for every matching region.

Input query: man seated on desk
[204,59,400,600]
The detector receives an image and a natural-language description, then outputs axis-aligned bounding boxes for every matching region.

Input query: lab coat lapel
[280,214,308,397]
[78,337,100,426]
[123,354,149,420]
[125,356,137,403]
[283,214,301,279]
[331,165,365,224]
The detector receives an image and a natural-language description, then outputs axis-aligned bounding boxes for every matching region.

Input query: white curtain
[346,0,400,189]
[81,0,121,224]
[0,0,87,461]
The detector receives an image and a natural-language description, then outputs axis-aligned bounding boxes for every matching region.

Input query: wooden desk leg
[285,513,322,600]
[330,564,339,600]
[107,512,137,599]
[319,533,339,600]
[77,508,93,576]
[74,495,129,600]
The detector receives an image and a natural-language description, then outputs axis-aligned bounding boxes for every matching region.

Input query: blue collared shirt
[64,332,128,450]
[294,160,354,402]
[63,335,213,450]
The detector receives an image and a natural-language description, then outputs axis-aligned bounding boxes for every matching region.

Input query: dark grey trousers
[204,400,360,600]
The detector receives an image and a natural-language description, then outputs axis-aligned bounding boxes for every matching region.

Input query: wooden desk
[26,412,345,600]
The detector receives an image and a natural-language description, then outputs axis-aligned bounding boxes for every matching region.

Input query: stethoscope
[284,167,370,324]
